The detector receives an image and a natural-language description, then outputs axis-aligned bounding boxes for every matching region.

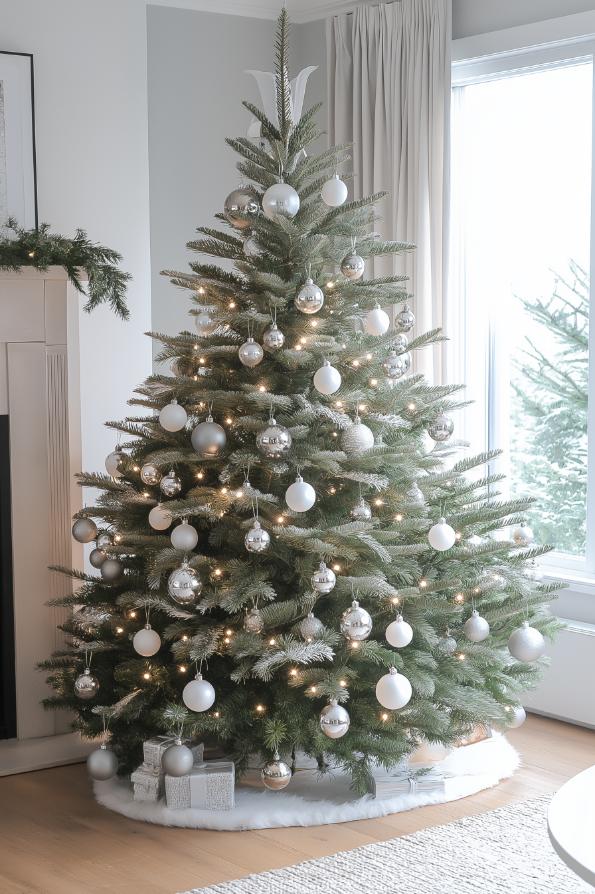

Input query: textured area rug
[179,796,591,894]
[94,733,519,831]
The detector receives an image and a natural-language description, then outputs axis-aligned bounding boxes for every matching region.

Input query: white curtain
[326,0,451,382]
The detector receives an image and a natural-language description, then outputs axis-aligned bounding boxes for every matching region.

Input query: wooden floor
[0,714,593,894]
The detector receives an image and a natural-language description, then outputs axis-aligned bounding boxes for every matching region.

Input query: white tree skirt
[93,733,519,831]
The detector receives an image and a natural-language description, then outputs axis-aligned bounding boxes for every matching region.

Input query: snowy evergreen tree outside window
[42,13,559,795]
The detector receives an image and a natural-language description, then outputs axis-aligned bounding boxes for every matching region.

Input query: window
[451,45,594,575]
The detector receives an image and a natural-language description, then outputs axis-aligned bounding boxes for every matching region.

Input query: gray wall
[147,6,327,351]
[453,0,595,38]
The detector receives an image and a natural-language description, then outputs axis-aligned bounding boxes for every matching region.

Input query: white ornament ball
[159,400,188,433]
[262,182,300,221]
[183,673,215,712]
[162,741,194,777]
[464,610,490,643]
[72,517,98,544]
[191,416,227,457]
[341,418,375,455]
[512,524,534,547]
[386,614,413,648]
[376,667,412,710]
[311,561,336,594]
[313,361,341,395]
[105,448,126,479]
[295,277,324,314]
[299,612,325,641]
[133,624,161,657]
[87,745,118,781]
[245,519,270,553]
[340,599,373,641]
[171,519,198,552]
[319,699,350,739]
[506,705,527,729]
[285,475,316,512]
[508,621,545,662]
[238,337,264,368]
[261,752,292,790]
[321,174,348,207]
[364,306,390,336]
[194,310,217,337]
[148,504,173,531]
[428,518,456,551]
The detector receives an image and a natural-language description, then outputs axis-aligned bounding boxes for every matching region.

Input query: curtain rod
[341,1,402,15]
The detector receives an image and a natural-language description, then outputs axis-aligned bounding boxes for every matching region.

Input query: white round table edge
[547,764,595,888]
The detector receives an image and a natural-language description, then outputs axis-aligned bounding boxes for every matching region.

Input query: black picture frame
[0,50,38,230]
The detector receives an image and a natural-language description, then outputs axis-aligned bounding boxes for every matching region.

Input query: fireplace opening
[0,415,16,740]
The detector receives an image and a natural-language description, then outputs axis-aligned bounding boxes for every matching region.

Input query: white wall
[0,0,152,476]
[453,0,595,38]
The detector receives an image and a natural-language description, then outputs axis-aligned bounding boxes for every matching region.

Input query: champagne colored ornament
[256,417,292,458]
[313,360,341,395]
[89,547,107,569]
[140,462,161,486]
[364,305,390,336]
[171,519,198,552]
[383,349,411,380]
[133,623,161,657]
[386,614,413,648]
[224,186,259,229]
[406,482,425,506]
[160,469,182,497]
[262,182,300,221]
[508,620,545,662]
[350,498,372,521]
[159,399,188,433]
[194,310,217,337]
[311,561,336,594]
[183,672,215,712]
[340,251,365,281]
[101,558,123,583]
[321,173,348,207]
[72,517,98,544]
[395,303,415,333]
[238,336,264,368]
[244,606,264,633]
[464,609,490,643]
[428,518,456,551]
[168,561,202,606]
[87,744,118,781]
[285,475,316,512]
[295,277,324,314]
[319,699,350,739]
[105,447,126,479]
[428,413,454,442]
[74,667,99,700]
[261,751,291,790]
[299,612,324,641]
[191,415,227,458]
[148,503,173,530]
[262,321,285,350]
[512,523,534,547]
[340,599,372,641]
[506,705,526,729]
[341,417,375,455]
[245,519,270,553]
[162,739,194,777]
[376,666,412,710]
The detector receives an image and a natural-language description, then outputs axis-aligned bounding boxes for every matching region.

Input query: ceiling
[149,0,366,24]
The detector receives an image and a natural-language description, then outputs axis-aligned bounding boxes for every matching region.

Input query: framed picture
[0,51,37,231]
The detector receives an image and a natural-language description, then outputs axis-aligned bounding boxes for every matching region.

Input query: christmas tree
[42,12,559,794]
[511,261,588,554]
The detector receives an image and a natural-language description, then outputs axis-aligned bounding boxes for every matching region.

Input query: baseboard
[0,732,95,776]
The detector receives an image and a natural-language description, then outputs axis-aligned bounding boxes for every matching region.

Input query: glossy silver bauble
[438,634,457,655]
[383,349,411,380]
[191,416,227,458]
[160,470,182,498]
[245,520,271,553]
[238,337,264,368]
[319,699,350,739]
[395,304,415,333]
[311,561,336,594]
[256,418,292,458]
[340,252,365,281]
[393,333,409,352]
[512,524,534,547]
[244,607,264,634]
[340,599,373,641]
[140,462,162,486]
[261,752,292,790]
[96,532,113,550]
[262,322,285,350]
[262,183,300,221]
[167,561,202,606]
[224,187,260,230]
[428,413,454,442]
[350,498,372,521]
[295,277,324,314]
[194,310,218,337]
[74,668,100,700]
[299,612,325,641]
[105,448,126,479]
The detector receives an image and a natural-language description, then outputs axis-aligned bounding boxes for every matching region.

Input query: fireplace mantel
[0,267,92,773]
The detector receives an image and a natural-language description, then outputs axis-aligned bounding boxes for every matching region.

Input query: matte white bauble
[148,504,173,531]
[463,610,490,643]
[182,672,215,712]
[319,699,350,739]
[428,518,456,551]
[171,519,198,552]
[133,624,161,657]
[162,741,194,777]
[364,306,390,336]
[313,361,341,395]
[105,448,126,479]
[385,614,413,648]
[321,174,348,207]
[262,182,300,221]
[194,311,217,337]
[285,475,316,512]
[87,744,118,781]
[159,400,188,433]
[506,705,526,729]
[508,621,545,662]
[238,337,264,368]
[341,418,375,455]
[376,667,412,710]
[295,277,324,314]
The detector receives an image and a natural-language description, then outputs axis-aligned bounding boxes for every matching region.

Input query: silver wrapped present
[165,760,235,810]
[369,769,446,799]
[142,736,204,770]
[131,763,164,802]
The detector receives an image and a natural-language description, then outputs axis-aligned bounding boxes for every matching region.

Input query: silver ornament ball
[245,519,271,553]
[261,752,292,790]
[191,416,227,458]
[72,517,98,544]
[256,418,292,458]
[341,418,375,455]
[299,612,325,641]
[350,498,372,521]
[89,547,107,569]
[438,634,457,655]
[87,744,118,781]
[262,322,285,350]
[160,469,182,497]
[74,668,100,700]
[340,252,365,281]
[244,607,264,634]
[96,532,113,550]
[162,741,194,777]
[140,462,162,486]
[168,561,202,606]
[262,182,300,221]
[383,350,411,380]
[295,277,324,314]
[238,337,264,368]
[393,333,409,352]
[428,413,454,442]
[320,699,350,739]
[101,558,123,583]
[340,599,373,641]
[512,524,534,547]
[311,561,336,594]
[105,448,126,479]
[395,304,415,333]
[171,520,198,552]
[224,187,260,229]
[508,621,545,662]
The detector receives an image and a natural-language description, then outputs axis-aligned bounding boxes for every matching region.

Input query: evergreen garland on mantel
[0,218,130,319]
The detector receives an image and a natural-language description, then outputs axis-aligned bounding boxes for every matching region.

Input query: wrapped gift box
[165,760,235,810]
[454,724,492,748]
[369,769,446,799]
[142,736,204,770]
[133,739,205,802]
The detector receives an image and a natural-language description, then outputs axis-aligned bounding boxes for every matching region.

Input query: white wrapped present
[165,760,235,810]
[142,736,204,771]
[369,769,446,799]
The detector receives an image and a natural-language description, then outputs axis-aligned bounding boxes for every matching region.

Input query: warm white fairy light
[350,640,360,650]
[332,563,341,572]
[213,568,222,577]
[214,710,221,718]
[229,301,236,309]
[374,498,384,506]
[295,344,302,351]
[255,704,265,713]
[381,712,389,722]
[142,671,151,681]
[309,685,317,694]
[196,471,204,479]
[181,634,189,642]
[289,668,298,678]
[395,513,403,522]
[221,487,228,494]
[269,637,277,646]
[457,653,466,661]
[391,597,400,606]
[419,579,428,588]
[310,319,318,328]
[408,402,416,411]
[199,356,206,363]
[454,592,465,604]
[277,515,285,524]
[143,491,150,498]
[198,286,205,295]
[235,489,243,498]
[352,360,360,368]
[178,665,187,673]
[115,625,124,635]
[339,679,347,687]
[258,384,267,392]
[370,378,378,386]
[133,465,140,472]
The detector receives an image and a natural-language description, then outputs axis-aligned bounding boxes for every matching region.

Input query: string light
[235,489,243,498]
[178,665,187,673]
[221,487,228,494]
[407,402,416,411]
[114,534,122,543]
[225,629,233,636]
[269,637,277,646]
[381,712,389,722]
[143,491,150,498]
[394,513,403,522]
[457,653,466,661]
[289,668,298,678]
[295,344,302,351]
[454,592,465,604]
[370,378,378,386]
[309,685,317,694]
[181,634,189,642]
[115,625,124,635]
[142,671,151,681]
[339,679,347,687]
[332,563,341,572]
[128,610,137,619]
[366,353,373,361]
[214,710,221,718]
[258,385,266,392]
[223,636,231,644]
[255,704,265,713]
[310,319,318,328]
[352,360,360,368]
[28,250,35,258]
[193,344,199,351]
[198,286,205,295]
[374,498,384,506]
[332,431,338,438]
[197,471,204,480]
[132,465,140,472]
[225,416,233,425]
[419,579,428,589]
[300,337,307,345]
[277,514,285,524]
[327,281,335,289]
[350,641,360,649]
[213,568,222,577]
[199,356,206,364]
[329,486,337,495]
[228,301,236,309]
[391,597,400,606]
[335,400,343,408]
[455,531,462,541]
